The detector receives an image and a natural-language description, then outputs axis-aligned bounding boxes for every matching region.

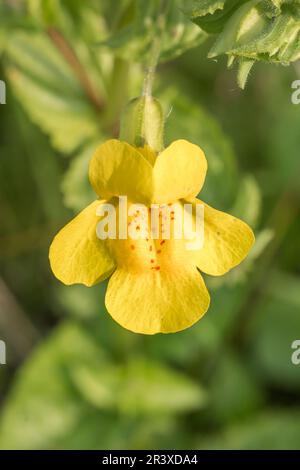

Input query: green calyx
[120,95,164,153]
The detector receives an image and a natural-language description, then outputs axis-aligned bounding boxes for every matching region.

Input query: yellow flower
[49,139,254,334]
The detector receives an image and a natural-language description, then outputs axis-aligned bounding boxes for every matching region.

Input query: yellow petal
[153,140,207,204]
[49,200,115,286]
[193,199,255,276]
[103,200,210,334]
[105,267,210,334]
[89,139,153,204]
[137,145,157,165]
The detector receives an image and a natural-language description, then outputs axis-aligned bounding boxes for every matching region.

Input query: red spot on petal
[160,240,166,245]
[155,266,160,271]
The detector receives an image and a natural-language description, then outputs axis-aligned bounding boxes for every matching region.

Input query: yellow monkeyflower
[49,138,254,334]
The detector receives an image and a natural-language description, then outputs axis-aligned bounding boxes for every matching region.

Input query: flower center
[107,201,190,273]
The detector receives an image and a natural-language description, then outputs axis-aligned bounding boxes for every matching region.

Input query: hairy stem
[142,0,170,97]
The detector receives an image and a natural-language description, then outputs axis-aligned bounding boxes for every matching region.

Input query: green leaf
[198,409,300,449]
[208,352,263,424]
[263,79,300,194]
[237,58,255,89]
[207,1,263,59]
[0,318,206,449]
[231,174,262,228]
[249,270,300,391]
[27,0,64,27]
[0,2,35,55]
[185,0,300,87]
[0,321,108,449]
[53,283,106,319]
[61,142,99,211]
[183,0,226,18]
[5,32,100,153]
[27,0,105,37]
[185,0,249,34]
[100,0,207,63]
[162,88,238,208]
[71,358,207,415]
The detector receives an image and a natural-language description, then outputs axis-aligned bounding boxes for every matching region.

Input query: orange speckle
[157,250,161,254]
[155,266,160,271]
[130,245,135,250]
[150,259,154,263]
[149,246,153,252]
[136,225,140,231]
[160,240,166,245]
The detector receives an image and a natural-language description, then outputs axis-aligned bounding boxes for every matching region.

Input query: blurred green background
[1,0,300,450]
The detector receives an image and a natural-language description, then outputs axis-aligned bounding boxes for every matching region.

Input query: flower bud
[120,96,164,153]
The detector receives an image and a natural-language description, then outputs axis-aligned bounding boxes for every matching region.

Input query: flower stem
[47,27,105,112]
[142,37,162,97]
[142,0,170,97]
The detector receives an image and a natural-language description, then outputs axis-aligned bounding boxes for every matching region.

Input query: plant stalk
[47,27,105,112]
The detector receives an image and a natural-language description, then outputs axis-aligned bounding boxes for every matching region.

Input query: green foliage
[27,0,84,27]
[208,352,263,424]
[183,0,247,34]
[199,409,300,449]
[0,321,205,449]
[184,0,226,19]
[61,143,99,211]
[72,359,206,415]
[1,0,300,452]
[184,0,300,87]
[100,0,207,63]
[163,88,238,208]
[0,322,105,449]
[249,270,300,391]
[5,32,101,153]
[231,174,262,227]
[27,0,106,40]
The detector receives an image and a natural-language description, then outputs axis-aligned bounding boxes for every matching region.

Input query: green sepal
[120,96,164,153]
